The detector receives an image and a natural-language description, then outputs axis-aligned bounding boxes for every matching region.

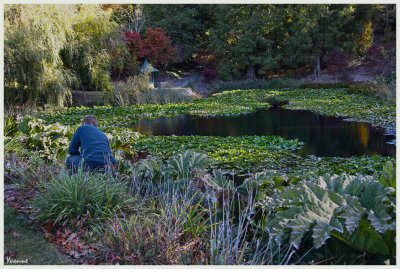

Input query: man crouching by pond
[66,115,116,173]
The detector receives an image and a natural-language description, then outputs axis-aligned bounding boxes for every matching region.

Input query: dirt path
[171,71,201,88]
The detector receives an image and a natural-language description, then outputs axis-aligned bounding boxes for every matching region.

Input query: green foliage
[4,115,25,156]
[110,131,139,162]
[209,5,280,79]
[136,158,164,182]
[261,172,396,257]
[263,96,289,107]
[135,135,303,175]
[42,87,395,132]
[32,167,135,226]
[143,4,205,61]
[299,81,365,89]
[34,87,394,176]
[167,150,212,179]
[5,115,19,138]
[4,4,119,107]
[112,72,151,106]
[375,161,395,189]
[4,4,77,107]
[102,214,170,264]
[18,116,77,161]
[61,5,118,93]
[347,77,396,103]
[210,78,299,93]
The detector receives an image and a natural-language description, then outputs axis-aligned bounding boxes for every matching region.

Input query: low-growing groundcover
[40,87,395,130]
[5,87,396,264]
[4,205,74,265]
[36,87,395,175]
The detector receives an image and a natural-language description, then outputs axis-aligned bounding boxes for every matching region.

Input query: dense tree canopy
[4,4,396,106]
[143,4,205,62]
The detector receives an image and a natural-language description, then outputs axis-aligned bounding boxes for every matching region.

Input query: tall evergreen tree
[209,5,281,80]
[282,4,371,78]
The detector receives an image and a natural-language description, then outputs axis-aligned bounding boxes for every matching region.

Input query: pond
[133,108,395,157]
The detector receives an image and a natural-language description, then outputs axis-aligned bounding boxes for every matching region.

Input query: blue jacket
[68,125,116,168]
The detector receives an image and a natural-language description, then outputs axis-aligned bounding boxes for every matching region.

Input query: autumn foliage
[123,27,177,68]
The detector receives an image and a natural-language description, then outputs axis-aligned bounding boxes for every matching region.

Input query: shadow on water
[133,108,395,157]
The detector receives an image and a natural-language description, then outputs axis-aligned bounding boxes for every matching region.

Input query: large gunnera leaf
[265,181,345,249]
[262,173,396,255]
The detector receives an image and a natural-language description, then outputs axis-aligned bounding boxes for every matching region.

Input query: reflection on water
[133,108,395,157]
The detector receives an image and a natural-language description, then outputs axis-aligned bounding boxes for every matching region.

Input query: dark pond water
[134,108,395,157]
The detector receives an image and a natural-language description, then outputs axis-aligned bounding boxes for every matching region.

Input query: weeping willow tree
[4,4,77,107]
[60,5,121,96]
[4,4,120,107]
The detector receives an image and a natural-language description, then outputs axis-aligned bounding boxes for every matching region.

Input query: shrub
[298,81,365,89]
[347,75,396,103]
[167,150,212,180]
[202,68,217,81]
[32,167,135,226]
[136,88,198,105]
[210,78,300,93]
[112,72,151,106]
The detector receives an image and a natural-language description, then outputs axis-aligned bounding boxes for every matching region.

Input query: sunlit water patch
[133,108,395,157]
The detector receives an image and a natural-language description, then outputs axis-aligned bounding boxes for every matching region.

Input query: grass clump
[347,78,395,103]
[135,88,199,105]
[102,214,172,264]
[112,72,199,106]
[32,167,135,226]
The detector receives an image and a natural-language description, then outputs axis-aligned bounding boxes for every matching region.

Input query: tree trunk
[82,84,87,103]
[247,64,256,80]
[313,55,321,80]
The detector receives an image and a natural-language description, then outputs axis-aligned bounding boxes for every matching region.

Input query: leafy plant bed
[133,134,394,177]
[5,87,396,265]
[4,152,396,265]
[40,88,395,131]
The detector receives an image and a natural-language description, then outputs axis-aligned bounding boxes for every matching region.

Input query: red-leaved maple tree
[123,27,177,68]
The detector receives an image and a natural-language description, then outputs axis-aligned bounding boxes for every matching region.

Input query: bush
[298,81,365,89]
[112,72,151,106]
[136,88,198,105]
[347,75,396,103]
[210,78,300,93]
[32,167,135,226]
[202,68,217,81]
